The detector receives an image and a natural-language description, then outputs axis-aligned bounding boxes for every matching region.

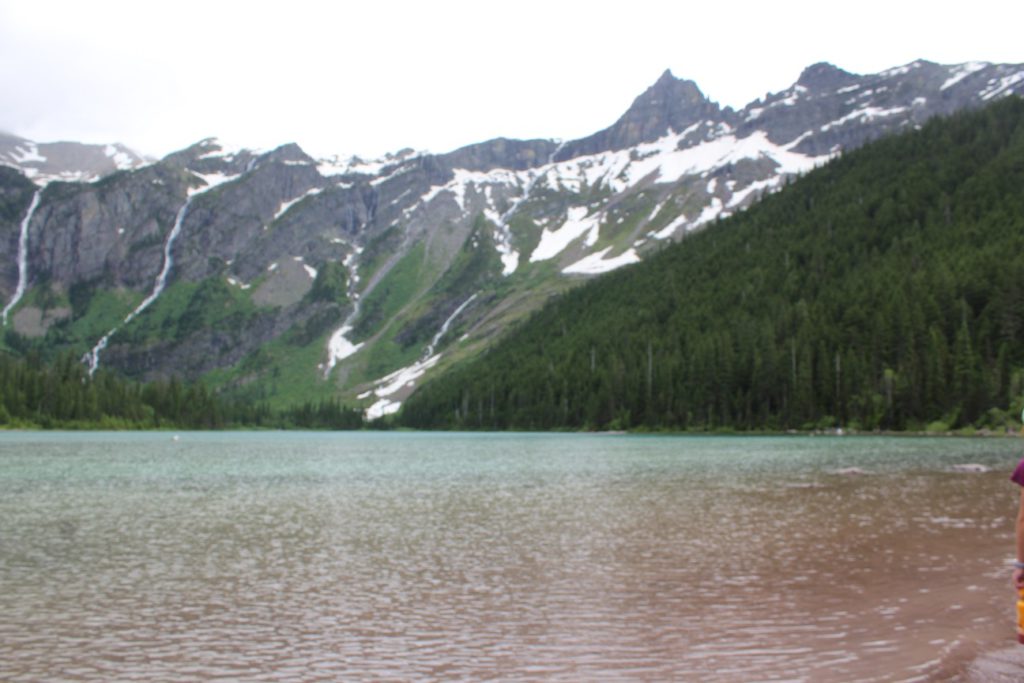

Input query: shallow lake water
[1,431,1023,681]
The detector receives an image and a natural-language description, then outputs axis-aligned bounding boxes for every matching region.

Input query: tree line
[0,350,364,430]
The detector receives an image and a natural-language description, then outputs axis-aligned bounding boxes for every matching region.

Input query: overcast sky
[1,0,1021,160]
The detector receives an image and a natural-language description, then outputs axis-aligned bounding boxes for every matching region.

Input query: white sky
[1,0,1021,160]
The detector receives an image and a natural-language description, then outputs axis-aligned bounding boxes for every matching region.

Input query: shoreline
[2,421,1023,437]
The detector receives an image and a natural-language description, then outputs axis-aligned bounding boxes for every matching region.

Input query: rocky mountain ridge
[1,58,1021,417]
[0,131,149,184]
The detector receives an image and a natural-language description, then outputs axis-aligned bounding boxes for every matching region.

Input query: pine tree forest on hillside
[0,351,363,430]
[399,97,1024,433]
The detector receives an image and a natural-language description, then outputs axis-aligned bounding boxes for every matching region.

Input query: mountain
[400,96,1024,432]
[0,59,1022,418]
[0,131,148,184]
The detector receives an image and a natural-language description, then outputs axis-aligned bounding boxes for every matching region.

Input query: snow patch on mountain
[745,107,765,122]
[317,149,423,178]
[363,354,441,420]
[651,212,689,240]
[104,145,138,170]
[318,157,386,177]
[728,177,783,209]
[820,106,909,132]
[226,276,251,290]
[980,71,1024,100]
[647,200,668,223]
[370,164,414,187]
[942,61,989,90]
[482,206,521,275]
[563,247,640,275]
[772,86,807,108]
[292,256,317,280]
[540,128,826,196]
[421,167,522,212]
[881,61,923,78]
[11,142,45,164]
[273,187,323,221]
[189,170,243,195]
[531,207,601,262]
[327,324,363,367]
[692,197,725,229]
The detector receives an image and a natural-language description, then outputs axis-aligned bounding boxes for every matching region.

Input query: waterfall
[2,189,42,326]
[424,293,477,359]
[127,200,190,324]
[82,170,244,375]
[84,198,192,375]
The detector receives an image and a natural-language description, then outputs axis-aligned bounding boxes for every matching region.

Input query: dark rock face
[172,159,326,282]
[441,138,561,172]
[29,164,193,289]
[559,70,731,159]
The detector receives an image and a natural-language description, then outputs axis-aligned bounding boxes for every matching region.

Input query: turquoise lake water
[1,432,1022,681]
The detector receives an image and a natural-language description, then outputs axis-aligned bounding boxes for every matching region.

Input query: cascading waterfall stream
[83,197,192,375]
[424,293,477,359]
[358,292,481,420]
[2,189,42,326]
[83,170,244,375]
[323,246,403,379]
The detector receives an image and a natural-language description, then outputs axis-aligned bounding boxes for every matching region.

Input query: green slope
[399,97,1024,432]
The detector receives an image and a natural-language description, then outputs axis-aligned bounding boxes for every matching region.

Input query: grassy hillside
[399,97,1024,432]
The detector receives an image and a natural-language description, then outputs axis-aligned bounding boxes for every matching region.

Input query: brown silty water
[1,433,1023,681]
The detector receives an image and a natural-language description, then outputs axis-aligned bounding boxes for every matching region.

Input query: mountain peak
[556,68,723,159]
[654,68,677,86]
[797,62,857,90]
[636,68,707,105]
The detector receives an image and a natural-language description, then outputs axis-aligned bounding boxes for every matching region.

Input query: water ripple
[0,433,1020,681]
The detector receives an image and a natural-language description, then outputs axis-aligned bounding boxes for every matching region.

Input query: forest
[399,97,1024,433]
[0,350,363,430]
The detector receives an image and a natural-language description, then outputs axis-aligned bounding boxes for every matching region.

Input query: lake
[1,432,1023,681]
